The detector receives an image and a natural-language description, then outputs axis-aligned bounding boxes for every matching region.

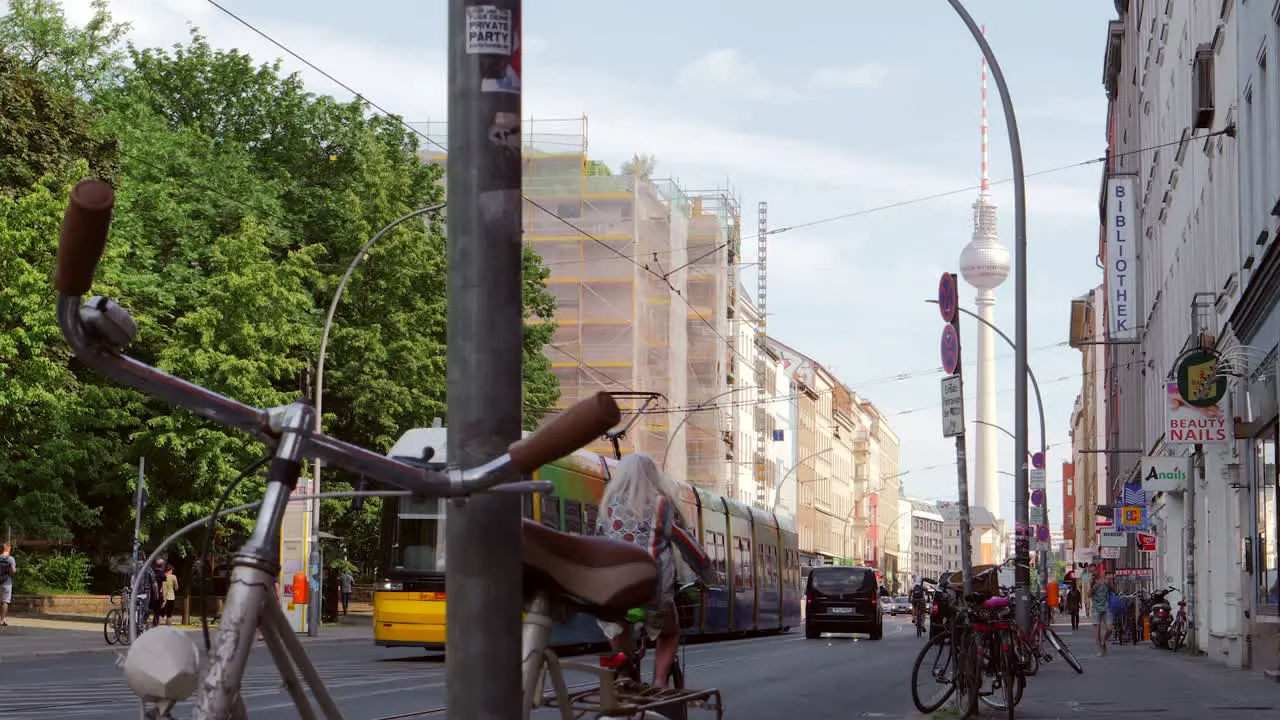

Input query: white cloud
[676,48,795,102]
[809,63,890,91]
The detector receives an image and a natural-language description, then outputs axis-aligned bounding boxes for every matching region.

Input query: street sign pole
[939,272,973,594]
[446,1,525,715]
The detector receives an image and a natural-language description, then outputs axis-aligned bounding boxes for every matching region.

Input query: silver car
[889,597,912,616]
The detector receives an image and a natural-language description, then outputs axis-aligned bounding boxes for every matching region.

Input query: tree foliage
[0,1,559,580]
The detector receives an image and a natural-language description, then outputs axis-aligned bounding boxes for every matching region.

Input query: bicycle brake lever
[80,296,138,350]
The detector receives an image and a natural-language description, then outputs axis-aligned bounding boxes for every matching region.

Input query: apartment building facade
[1084,1,1280,672]
[908,500,946,584]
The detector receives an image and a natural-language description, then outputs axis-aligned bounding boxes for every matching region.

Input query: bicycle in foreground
[54,180,720,720]
[910,564,1083,718]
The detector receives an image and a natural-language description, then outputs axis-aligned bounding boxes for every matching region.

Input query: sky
[50,0,1122,527]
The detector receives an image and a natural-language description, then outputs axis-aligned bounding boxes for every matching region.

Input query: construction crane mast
[754,201,769,508]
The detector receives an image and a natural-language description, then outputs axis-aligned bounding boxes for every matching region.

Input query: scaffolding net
[410,117,740,489]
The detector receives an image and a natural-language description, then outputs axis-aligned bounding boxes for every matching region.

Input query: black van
[804,565,883,640]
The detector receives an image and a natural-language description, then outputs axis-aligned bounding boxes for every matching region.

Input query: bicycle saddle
[521,520,658,613]
[982,596,1010,609]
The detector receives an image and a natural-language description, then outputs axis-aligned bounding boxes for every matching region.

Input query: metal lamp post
[769,447,833,513]
[309,202,446,636]
[661,387,741,469]
[928,300,1049,593]
[945,0,1031,632]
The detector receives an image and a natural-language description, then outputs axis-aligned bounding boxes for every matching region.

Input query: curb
[1,630,373,661]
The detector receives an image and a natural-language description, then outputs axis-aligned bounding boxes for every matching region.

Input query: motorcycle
[1147,586,1178,649]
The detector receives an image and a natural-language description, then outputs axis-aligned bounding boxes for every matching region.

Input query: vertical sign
[1105,175,1138,341]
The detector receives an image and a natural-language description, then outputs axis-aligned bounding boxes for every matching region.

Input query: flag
[772,429,785,442]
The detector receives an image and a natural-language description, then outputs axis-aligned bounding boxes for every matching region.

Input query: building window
[1257,424,1278,610]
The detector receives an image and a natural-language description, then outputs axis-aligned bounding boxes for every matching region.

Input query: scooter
[1147,586,1178,649]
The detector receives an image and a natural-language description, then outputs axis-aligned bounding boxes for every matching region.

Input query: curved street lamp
[769,447,833,513]
[308,202,446,636]
[946,0,1032,629]
[660,387,742,473]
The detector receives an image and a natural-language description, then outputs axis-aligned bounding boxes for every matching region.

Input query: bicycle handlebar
[53,180,621,496]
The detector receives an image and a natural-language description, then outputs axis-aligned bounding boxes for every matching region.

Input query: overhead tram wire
[205,0,1230,264]
[197,1,1176,422]
[526,354,1146,422]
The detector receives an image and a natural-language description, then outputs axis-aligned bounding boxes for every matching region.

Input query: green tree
[0,50,119,194]
[0,0,130,95]
[585,159,612,176]
[0,7,561,566]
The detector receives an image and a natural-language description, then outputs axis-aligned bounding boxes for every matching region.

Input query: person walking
[0,543,16,627]
[1091,568,1114,656]
[162,565,179,625]
[1066,582,1081,630]
[339,569,354,616]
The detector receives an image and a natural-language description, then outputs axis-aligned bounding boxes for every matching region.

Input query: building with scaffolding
[412,117,740,492]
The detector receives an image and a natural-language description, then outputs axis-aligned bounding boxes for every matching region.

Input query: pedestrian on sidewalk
[0,543,16,627]
[162,565,178,625]
[1091,568,1114,656]
[339,569,354,616]
[1066,582,1081,630]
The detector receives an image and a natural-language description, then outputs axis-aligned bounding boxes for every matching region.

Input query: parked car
[804,565,883,640]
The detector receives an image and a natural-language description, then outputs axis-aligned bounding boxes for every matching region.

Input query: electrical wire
[194,0,1220,385]
[526,354,1147,420]
[198,454,271,651]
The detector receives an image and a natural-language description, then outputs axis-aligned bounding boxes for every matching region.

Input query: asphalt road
[0,616,1275,719]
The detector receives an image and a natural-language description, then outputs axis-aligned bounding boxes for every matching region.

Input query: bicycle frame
[52,180,623,720]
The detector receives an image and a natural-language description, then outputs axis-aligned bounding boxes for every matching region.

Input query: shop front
[1224,252,1280,671]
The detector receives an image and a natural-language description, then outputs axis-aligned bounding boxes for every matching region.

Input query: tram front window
[394,496,446,572]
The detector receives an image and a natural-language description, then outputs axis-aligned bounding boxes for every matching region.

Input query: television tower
[958,26,1010,520]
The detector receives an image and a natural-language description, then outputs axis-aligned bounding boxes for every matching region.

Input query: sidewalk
[0,614,374,660]
[927,621,1278,718]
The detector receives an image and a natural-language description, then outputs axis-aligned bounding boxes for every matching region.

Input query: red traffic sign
[941,324,960,375]
[938,273,958,323]
[1137,533,1157,552]
[1031,452,1045,470]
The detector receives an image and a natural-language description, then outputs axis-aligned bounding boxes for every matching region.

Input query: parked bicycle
[104,586,153,646]
[54,180,717,719]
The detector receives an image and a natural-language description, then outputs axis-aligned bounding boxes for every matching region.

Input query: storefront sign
[1141,455,1189,493]
[1114,567,1153,579]
[1099,530,1128,548]
[1137,533,1157,552]
[1115,505,1149,532]
[1166,383,1229,445]
[1105,175,1138,341]
[1175,348,1228,408]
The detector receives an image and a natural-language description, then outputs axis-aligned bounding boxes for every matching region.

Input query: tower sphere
[959,239,1011,290]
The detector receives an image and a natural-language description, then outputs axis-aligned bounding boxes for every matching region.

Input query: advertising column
[278,472,313,633]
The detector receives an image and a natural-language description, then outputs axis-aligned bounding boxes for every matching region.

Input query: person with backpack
[0,543,16,627]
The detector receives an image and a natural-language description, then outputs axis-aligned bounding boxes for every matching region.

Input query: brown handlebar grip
[508,392,621,473]
[53,180,116,296]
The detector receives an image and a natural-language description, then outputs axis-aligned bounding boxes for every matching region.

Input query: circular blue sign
[1031,452,1045,470]
[938,273,957,323]
[1036,526,1050,542]
[941,325,960,375]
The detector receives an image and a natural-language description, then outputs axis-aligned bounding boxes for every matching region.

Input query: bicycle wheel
[911,632,957,713]
[103,609,121,645]
[954,631,981,718]
[1014,629,1039,677]
[116,611,133,647]
[1044,627,1083,674]
[668,659,684,690]
[979,630,1024,714]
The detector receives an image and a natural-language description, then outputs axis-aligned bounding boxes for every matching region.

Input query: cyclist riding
[594,453,713,689]
[909,578,928,629]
